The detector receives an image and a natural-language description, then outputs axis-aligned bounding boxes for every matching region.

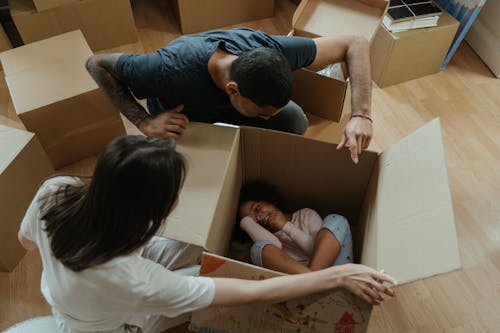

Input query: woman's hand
[333,263,397,305]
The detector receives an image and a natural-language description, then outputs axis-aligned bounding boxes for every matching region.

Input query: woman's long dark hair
[42,135,186,271]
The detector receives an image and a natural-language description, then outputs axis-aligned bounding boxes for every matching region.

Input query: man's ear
[225,81,239,96]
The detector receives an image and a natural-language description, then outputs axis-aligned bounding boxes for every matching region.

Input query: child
[239,181,353,274]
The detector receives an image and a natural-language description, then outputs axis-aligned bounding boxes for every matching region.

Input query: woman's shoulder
[41,175,83,190]
[36,176,84,200]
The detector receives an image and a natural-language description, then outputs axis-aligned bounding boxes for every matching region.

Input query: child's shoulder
[295,208,321,220]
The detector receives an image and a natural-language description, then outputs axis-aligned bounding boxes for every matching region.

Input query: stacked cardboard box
[174,0,274,34]
[371,10,459,87]
[0,125,54,271]
[0,30,126,169]
[10,0,137,51]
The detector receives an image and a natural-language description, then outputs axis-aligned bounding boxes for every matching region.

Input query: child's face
[239,200,279,225]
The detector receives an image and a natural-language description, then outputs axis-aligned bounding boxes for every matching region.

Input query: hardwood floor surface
[1,0,499,331]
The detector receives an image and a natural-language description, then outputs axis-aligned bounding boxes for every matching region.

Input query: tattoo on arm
[85,54,150,127]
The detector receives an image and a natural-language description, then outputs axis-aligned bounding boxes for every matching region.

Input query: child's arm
[240,217,282,249]
[280,209,323,255]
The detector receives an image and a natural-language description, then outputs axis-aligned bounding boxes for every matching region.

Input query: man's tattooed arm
[85,54,150,127]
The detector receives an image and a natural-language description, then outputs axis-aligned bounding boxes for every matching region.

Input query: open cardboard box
[160,119,461,332]
[290,0,387,122]
[0,125,53,271]
[0,30,126,169]
[173,0,274,34]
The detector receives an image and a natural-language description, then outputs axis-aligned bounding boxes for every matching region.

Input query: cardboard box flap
[292,0,387,39]
[0,30,92,77]
[361,119,460,284]
[0,125,34,174]
[191,252,372,332]
[207,133,242,255]
[159,123,240,251]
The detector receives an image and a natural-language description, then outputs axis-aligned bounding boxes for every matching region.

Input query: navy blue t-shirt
[115,28,316,121]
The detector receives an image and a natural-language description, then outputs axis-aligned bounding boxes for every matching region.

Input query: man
[86,28,373,163]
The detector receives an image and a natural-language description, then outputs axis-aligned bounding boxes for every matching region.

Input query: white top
[19,176,215,333]
[241,208,323,265]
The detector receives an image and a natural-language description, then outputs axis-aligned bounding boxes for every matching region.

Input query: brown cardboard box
[0,30,126,169]
[0,125,54,271]
[10,0,137,51]
[0,24,12,53]
[174,0,274,34]
[370,11,459,87]
[159,118,461,332]
[193,253,372,332]
[290,0,387,122]
[32,0,79,12]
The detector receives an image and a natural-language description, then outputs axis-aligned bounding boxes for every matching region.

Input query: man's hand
[337,116,373,164]
[138,105,188,139]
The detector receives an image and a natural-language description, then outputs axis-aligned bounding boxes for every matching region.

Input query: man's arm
[86,54,188,139]
[85,54,150,127]
[307,36,373,164]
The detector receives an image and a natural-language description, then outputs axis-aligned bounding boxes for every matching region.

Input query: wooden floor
[1,0,499,331]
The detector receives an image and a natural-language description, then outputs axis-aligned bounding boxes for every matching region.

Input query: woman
[18,135,396,333]
[238,181,353,274]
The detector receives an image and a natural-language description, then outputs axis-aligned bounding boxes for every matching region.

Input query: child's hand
[263,211,288,232]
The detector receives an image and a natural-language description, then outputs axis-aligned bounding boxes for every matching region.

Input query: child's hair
[238,180,284,217]
[42,135,186,271]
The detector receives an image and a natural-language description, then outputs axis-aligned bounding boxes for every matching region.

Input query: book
[383,14,439,32]
[384,1,443,32]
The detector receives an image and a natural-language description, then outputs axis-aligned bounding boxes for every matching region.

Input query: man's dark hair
[42,135,186,271]
[229,47,293,108]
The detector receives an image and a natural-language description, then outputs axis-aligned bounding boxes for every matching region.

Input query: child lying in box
[238,181,353,274]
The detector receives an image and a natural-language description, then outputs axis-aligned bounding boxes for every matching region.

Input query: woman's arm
[210,263,396,307]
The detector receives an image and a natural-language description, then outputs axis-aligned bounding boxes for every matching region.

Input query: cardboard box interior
[10,0,137,51]
[370,10,459,87]
[0,125,54,271]
[0,30,126,168]
[174,0,274,34]
[163,119,460,280]
[290,0,387,122]
[171,119,461,332]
